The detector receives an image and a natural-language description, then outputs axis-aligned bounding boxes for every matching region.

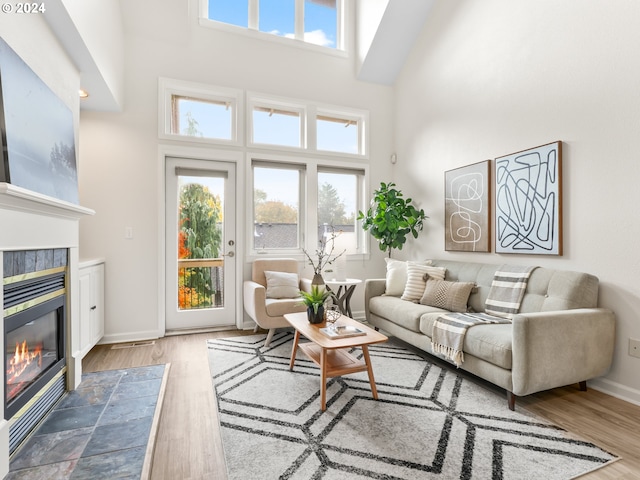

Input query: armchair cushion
[265,298,306,317]
[264,270,300,298]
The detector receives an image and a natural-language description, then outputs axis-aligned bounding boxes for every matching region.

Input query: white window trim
[313,104,369,157]
[246,152,369,262]
[248,92,308,150]
[247,93,369,159]
[158,77,244,147]
[198,0,347,57]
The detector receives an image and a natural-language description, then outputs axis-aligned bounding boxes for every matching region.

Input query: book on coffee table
[319,324,366,339]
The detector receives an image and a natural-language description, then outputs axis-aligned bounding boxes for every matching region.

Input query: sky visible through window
[208,0,336,47]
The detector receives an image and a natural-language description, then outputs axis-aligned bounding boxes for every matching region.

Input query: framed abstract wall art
[444,160,491,252]
[494,141,562,255]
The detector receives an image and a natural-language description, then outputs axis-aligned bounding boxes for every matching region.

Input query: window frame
[316,164,366,256]
[250,156,307,255]
[314,105,368,156]
[159,77,244,146]
[248,93,307,151]
[199,0,346,55]
[246,152,369,261]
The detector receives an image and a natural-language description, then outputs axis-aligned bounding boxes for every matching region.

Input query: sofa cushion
[384,258,432,296]
[370,295,446,333]
[265,298,306,317]
[420,280,475,312]
[419,314,513,369]
[463,324,513,369]
[401,264,446,302]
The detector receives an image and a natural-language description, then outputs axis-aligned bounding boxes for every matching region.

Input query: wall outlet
[124,227,134,240]
[629,338,640,358]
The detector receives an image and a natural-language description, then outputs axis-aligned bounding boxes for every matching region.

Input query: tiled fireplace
[3,251,68,453]
[0,183,94,477]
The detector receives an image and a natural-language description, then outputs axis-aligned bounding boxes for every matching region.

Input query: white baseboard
[99,330,162,346]
[101,312,367,345]
[589,377,640,407]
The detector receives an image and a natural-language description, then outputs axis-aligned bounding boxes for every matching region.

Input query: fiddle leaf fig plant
[357,182,427,257]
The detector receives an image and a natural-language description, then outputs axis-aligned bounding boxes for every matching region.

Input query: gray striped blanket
[431,265,536,367]
[431,312,510,367]
[485,265,537,318]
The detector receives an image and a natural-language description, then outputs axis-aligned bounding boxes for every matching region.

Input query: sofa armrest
[511,308,615,396]
[364,278,386,321]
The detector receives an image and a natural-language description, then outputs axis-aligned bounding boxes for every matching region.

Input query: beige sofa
[364,259,616,409]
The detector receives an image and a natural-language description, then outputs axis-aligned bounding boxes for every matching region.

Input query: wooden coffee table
[284,312,388,411]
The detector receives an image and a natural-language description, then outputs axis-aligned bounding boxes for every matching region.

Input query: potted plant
[299,285,332,324]
[357,182,427,257]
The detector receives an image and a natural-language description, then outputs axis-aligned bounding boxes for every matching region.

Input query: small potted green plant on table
[299,285,332,324]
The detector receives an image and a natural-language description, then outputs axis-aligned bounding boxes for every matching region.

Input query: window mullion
[249,0,258,30]
[295,0,304,41]
[306,163,318,251]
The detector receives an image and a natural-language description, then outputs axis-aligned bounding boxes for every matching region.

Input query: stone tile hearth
[7,364,166,480]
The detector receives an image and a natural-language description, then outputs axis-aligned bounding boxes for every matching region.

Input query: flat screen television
[0,37,79,204]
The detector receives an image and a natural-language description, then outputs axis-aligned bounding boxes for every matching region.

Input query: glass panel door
[165,157,236,330]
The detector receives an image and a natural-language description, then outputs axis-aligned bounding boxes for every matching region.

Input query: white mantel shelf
[0,183,95,219]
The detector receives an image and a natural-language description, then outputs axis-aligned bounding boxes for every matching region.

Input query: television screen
[0,37,79,204]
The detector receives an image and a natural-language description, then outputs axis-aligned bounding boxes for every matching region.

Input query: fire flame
[7,340,43,381]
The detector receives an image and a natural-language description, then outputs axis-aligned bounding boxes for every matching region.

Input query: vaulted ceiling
[44,0,434,111]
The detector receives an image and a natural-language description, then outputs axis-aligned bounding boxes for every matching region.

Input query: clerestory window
[203,0,342,51]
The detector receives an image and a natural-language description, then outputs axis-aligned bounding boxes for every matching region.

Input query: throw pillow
[420,280,475,312]
[264,271,299,299]
[384,258,433,296]
[401,264,446,302]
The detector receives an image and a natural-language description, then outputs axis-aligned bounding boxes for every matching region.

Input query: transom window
[171,96,233,140]
[203,0,342,50]
[316,113,360,154]
[252,105,303,148]
[159,78,243,145]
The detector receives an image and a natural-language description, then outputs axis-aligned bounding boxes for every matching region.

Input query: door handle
[223,251,235,258]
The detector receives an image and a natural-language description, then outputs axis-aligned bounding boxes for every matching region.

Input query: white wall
[355,0,389,70]
[393,0,640,402]
[60,0,125,110]
[0,13,81,479]
[78,0,395,343]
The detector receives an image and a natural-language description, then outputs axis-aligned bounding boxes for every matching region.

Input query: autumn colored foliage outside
[177,183,223,309]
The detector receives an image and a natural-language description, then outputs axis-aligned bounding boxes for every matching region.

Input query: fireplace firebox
[3,266,67,452]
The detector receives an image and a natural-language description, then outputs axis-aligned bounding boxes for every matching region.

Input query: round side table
[323,278,362,318]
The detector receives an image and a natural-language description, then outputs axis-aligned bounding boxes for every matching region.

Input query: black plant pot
[307,305,324,324]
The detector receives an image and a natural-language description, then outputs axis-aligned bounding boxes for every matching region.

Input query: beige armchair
[243,258,310,346]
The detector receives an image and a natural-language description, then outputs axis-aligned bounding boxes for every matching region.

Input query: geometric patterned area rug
[208,332,618,480]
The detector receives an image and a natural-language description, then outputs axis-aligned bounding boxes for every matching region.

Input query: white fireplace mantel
[0,182,94,476]
[0,183,95,219]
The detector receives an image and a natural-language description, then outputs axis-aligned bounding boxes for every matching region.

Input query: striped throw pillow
[401,264,446,302]
[384,258,432,296]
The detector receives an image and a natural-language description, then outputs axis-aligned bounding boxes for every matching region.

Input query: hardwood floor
[83,331,640,480]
